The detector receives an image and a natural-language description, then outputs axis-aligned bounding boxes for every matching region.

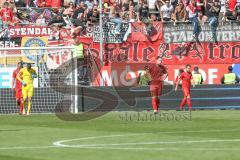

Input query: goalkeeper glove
[32,73,37,79]
[21,81,26,86]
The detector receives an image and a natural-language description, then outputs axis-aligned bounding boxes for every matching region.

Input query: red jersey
[0,7,13,22]
[180,71,192,88]
[196,0,204,11]
[12,68,22,90]
[149,64,167,83]
[228,0,237,11]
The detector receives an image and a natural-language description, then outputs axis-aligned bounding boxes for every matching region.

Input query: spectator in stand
[134,0,143,13]
[196,0,204,19]
[48,13,67,27]
[220,0,226,13]
[224,0,237,21]
[80,9,88,25]
[160,0,173,22]
[0,2,13,26]
[154,0,165,20]
[155,0,165,11]
[72,1,85,20]
[182,0,190,7]
[85,0,94,10]
[122,0,130,11]
[186,0,201,40]
[172,0,187,23]
[14,0,26,7]
[109,2,123,34]
[171,0,178,9]
[121,4,137,22]
[87,5,100,25]
[234,1,240,21]
[75,0,81,6]
[121,5,130,21]
[36,13,47,26]
[9,0,17,13]
[72,1,86,26]
[138,1,153,36]
[63,2,75,17]
[205,0,221,43]
[150,13,158,21]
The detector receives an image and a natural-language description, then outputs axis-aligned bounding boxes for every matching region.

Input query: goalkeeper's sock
[27,101,32,115]
[20,102,23,114]
[22,101,27,115]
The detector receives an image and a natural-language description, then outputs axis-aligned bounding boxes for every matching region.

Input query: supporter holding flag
[186,0,202,41]
[205,0,221,43]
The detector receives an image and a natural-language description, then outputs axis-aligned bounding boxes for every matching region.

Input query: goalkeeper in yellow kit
[17,63,37,115]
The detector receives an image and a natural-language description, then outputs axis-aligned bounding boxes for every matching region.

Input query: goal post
[0,46,79,114]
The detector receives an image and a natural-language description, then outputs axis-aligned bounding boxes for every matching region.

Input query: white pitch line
[54,139,240,148]
[77,146,240,151]
[155,128,240,134]
[53,133,147,147]
[0,146,56,150]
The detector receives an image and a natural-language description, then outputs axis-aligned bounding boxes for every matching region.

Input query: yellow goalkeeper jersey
[19,68,37,85]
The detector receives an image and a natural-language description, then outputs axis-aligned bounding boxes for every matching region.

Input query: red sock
[152,97,158,111]
[180,98,187,110]
[20,103,23,113]
[156,97,160,110]
[187,98,192,110]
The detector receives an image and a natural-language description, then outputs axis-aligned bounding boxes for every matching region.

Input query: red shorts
[15,88,22,100]
[150,81,163,97]
[182,86,190,97]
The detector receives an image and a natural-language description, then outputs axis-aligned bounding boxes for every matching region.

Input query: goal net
[0,46,81,114]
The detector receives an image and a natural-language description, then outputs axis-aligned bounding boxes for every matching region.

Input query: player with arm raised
[12,62,24,115]
[16,63,37,115]
[175,64,195,110]
[148,56,168,114]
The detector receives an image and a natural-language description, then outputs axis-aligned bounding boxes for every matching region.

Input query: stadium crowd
[0,0,239,27]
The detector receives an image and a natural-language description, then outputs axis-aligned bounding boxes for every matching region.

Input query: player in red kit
[175,64,195,110]
[148,56,168,114]
[12,62,24,115]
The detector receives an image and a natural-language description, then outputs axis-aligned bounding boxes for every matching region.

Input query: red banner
[77,37,240,86]
[78,37,240,65]
[131,22,163,42]
[92,64,231,86]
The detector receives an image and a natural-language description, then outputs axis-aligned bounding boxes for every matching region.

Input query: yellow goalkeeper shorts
[22,84,34,99]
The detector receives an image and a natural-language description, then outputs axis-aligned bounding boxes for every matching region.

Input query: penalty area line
[0,146,57,150]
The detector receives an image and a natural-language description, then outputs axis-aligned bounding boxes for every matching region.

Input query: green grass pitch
[1,110,240,160]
